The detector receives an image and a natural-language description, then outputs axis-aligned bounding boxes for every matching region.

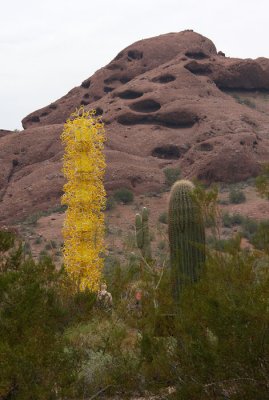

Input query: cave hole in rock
[117,90,143,99]
[199,142,213,151]
[127,49,143,60]
[30,116,40,123]
[117,110,197,129]
[152,74,176,83]
[40,112,48,117]
[129,99,161,113]
[106,63,122,70]
[160,111,198,128]
[80,100,90,106]
[152,145,181,159]
[130,176,142,187]
[95,107,103,116]
[104,86,114,93]
[184,62,212,75]
[120,76,131,84]
[185,51,208,60]
[83,93,90,99]
[81,78,91,89]
[104,76,131,85]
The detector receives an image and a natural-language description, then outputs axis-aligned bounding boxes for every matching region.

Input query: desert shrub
[222,212,244,227]
[0,256,78,399]
[163,167,181,186]
[22,205,67,226]
[173,250,269,399]
[0,230,15,252]
[157,240,166,250]
[158,211,168,224]
[251,220,269,253]
[34,236,42,245]
[67,317,140,396]
[229,188,246,204]
[241,217,259,240]
[256,163,269,199]
[113,188,134,204]
[105,196,116,210]
[208,235,241,253]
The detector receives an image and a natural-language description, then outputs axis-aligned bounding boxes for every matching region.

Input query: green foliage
[256,163,269,199]
[114,187,134,204]
[241,217,259,240]
[135,207,152,262]
[163,166,181,186]
[0,257,77,399]
[168,180,205,305]
[174,250,269,399]
[34,236,42,245]
[192,183,219,231]
[251,220,269,253]
[157,240,166,250]
[158,211,168,224]
[0,230,15,252]
[67,317,140,396]
[222,212,244,227]
[229,188,246,204]
[207,234,241,253]
[105,195,116,210]
[22,205,67,226]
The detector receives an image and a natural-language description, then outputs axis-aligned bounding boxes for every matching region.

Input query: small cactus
[168,180,205,304]
[135,207,152,261]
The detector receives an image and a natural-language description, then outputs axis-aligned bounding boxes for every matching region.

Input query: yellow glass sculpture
[61,108,106,291]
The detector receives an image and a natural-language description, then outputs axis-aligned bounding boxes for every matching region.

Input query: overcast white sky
[1,0,269,130]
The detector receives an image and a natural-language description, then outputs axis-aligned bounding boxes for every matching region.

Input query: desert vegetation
[1,176,269,399]
[1,106,269,399]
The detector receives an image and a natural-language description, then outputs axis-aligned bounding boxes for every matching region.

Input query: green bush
[113,188,134,204]
[0,256,78,399]
[222,212,244,227]
[158,211,168,224]
[229,188,246,204]
[34,236,42,245]
[105,196,116,210]
[0,230,15,252]
[251,220,269,253]
[173,250,269,398]
[255,163,269,199]
[157,240,166,250]
[208,235,241,253]
[67,317,140,396]
[163,167,181,186]
[242,217,259,240]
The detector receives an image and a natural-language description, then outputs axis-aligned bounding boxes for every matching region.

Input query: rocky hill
[1,30,269,224]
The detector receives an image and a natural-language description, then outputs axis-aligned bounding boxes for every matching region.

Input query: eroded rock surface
[1,30,269,223]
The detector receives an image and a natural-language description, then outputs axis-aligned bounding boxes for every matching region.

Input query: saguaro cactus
[135,207,152,261]
[168,180,205,304]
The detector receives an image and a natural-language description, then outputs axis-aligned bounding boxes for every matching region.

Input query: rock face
[1,30,269,223]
